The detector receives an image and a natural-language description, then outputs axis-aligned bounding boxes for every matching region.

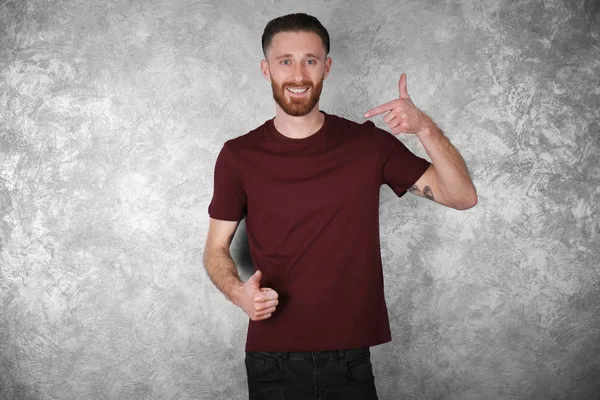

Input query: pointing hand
[364,73,433,135]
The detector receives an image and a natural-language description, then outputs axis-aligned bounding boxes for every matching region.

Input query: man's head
[260,13,332,117]
[261,13,330,58]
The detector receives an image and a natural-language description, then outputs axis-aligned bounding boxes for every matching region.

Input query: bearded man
[204,13,477,400]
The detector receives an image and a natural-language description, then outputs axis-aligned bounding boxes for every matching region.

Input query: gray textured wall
[1,0,599,399]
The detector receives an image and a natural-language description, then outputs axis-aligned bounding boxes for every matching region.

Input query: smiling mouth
[286,87,309,94]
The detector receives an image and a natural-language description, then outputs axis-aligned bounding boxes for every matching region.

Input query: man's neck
[273,106,324,139]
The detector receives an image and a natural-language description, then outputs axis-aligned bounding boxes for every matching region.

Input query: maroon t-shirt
[208,111,430,352]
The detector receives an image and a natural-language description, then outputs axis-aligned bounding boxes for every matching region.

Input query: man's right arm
[203,218,244,305]
[203,217,279,320]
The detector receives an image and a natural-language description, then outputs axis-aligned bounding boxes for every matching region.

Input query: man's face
[261,31,332,116]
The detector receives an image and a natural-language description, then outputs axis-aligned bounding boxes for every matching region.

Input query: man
[204,13,477,400]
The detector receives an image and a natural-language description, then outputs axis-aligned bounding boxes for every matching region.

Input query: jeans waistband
[247,347,370,361]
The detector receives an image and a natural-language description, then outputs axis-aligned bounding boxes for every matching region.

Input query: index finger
[255,288,279,302]
[364,100,395,118]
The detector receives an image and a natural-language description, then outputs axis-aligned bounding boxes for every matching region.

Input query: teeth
[287,87,309,93]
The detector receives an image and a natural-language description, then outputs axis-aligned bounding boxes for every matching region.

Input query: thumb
[247,270,262,287]
[398,73,409,99]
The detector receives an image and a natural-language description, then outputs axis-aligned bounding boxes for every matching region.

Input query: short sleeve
[371,123,431,198]
[207,142,247,221]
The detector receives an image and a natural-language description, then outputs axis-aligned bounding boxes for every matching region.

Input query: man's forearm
[417,122,477,209]
[203,248,244,305]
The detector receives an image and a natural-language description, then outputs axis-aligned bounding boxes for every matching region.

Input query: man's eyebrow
[275,53,322,60]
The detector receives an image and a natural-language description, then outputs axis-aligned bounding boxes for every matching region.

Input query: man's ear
[323,56,332,80]
[260,59,270,81]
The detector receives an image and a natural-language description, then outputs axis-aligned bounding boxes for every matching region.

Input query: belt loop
[281,352,289,360]
[338,349,344,360]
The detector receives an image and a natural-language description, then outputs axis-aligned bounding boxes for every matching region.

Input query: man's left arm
[409,121,477,210]
[365,73,477,210]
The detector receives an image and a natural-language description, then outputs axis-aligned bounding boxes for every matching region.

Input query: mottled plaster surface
[1,0,599,399]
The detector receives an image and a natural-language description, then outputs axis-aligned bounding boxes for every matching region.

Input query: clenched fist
[233,270,279,321]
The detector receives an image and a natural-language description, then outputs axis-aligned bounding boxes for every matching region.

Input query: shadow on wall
[230,220,254,281]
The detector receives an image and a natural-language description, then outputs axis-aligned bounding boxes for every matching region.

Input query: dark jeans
[245,347,378,400]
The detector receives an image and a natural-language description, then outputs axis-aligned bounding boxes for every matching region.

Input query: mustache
[282,81,313,89]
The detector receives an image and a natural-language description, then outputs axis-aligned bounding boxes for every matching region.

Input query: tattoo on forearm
[409,184,434,201]
[423,186,434,200]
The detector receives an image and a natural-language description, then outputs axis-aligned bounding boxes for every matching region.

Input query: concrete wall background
[1,0,599,399]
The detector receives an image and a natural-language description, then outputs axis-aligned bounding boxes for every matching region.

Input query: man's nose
[292,63,307,82]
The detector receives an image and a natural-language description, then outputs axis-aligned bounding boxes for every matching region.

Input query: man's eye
[307,59,316,65]
[281,60,291,65]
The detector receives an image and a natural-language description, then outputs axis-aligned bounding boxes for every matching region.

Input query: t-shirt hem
[244,336,392,352]
[395,157,431,198]
[208,212,244,222]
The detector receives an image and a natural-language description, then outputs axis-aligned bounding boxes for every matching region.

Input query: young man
[204,13,477,400]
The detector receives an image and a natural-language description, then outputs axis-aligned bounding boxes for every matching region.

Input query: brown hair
[261,13,330,58]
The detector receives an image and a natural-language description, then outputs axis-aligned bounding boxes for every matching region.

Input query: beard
[270,76,324,117]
